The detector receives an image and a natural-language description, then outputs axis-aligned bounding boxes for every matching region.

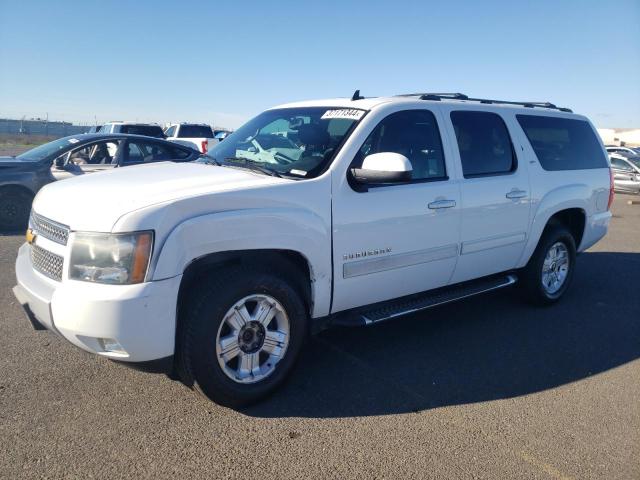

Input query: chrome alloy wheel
[541,241,570,295]
[215,294,290,384]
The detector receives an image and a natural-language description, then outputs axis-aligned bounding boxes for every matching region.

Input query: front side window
[202,107,366,178]
[451,111,516,177]
[516,115,608,171]
[352,109,446,181]
[67,140,120,165]
[611,158,633,171]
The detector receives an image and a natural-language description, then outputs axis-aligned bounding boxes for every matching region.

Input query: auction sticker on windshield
[321,109,366,120]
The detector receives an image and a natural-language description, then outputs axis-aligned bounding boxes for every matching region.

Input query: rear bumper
[14,243,182,362]
[579,211,612,252]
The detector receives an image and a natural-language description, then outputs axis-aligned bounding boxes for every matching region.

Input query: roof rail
[395,93,572,112]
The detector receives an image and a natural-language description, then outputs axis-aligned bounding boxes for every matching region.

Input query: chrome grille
[31,244,64,281]
[30,212,70,246]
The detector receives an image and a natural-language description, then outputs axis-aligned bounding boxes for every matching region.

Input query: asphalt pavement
[1,196,638,479]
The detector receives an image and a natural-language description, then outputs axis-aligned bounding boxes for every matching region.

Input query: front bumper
[14,243,182,362]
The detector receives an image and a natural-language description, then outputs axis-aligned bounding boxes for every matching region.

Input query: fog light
[99,338,127,355]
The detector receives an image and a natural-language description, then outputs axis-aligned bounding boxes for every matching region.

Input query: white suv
[13,92,613,407]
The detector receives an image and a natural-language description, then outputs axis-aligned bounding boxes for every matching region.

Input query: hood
[32,161,286,231]
[0,156,49,172]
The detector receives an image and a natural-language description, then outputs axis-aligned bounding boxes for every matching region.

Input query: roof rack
[395,92,572,112]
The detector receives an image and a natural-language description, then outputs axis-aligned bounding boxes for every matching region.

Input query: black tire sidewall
[184,269,308,407]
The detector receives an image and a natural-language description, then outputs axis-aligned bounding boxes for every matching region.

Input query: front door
[331,109,461,313]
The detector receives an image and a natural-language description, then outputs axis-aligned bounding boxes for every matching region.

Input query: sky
[0,0,639,129]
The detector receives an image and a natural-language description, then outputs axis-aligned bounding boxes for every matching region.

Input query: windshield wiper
[223,157,281,177]
[203,156,221,166]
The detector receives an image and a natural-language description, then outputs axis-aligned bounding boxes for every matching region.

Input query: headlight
[69,231,153,284]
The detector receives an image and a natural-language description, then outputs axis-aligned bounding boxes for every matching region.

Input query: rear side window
[450,111,516,177]
[178,125,213,138]
[516,115,608,171]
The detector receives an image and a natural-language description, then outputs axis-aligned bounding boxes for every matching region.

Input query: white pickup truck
[164,123,218,153]
[13,92,613,407]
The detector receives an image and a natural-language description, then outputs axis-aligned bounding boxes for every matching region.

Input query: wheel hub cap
[541,242,570,295]
[215,294,290,384]
[238,321,265,354]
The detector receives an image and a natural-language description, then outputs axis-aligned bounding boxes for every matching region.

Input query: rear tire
[179,266,308,408]
[0,187,32,233]
[520,224,576,305]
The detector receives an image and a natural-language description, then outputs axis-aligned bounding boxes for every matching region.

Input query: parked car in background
[0,134,202,230]
[610,153,640,194]
[164,123,218,153]
[606,145,640,156]
[87,125,102,134]
[13,92,612,407]
[214,130,232,142]
[99,122,166,139]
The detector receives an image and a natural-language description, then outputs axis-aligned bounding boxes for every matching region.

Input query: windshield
[201,107,366,178]
[179,125,214,138]
[627,156,640,169]
[16,136,81,161]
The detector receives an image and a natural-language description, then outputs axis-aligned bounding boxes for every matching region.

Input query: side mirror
[351,152,412,184]
[54,156,65,170]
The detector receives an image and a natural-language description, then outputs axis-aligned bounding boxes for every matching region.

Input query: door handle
[428,199,456,209]
[506,189,527,199]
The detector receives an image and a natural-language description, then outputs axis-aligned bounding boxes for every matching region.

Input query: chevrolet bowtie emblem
[26,228,36,245]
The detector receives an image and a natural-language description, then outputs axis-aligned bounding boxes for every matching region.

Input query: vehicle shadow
[245,251,640,418]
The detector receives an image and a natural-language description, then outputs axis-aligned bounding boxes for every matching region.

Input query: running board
[332,274,518,327]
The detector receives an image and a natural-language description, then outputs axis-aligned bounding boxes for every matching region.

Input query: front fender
[151,207,332,317]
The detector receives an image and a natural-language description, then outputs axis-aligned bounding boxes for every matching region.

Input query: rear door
[443,108,531,284]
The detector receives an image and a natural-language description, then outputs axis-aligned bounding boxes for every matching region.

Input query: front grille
[31,244,64,281]
[30,212,70,246]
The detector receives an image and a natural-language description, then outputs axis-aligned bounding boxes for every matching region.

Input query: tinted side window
[516,115,608,171]
[124,141,184,164]
[354,110,446,181]
[450,111,516,177]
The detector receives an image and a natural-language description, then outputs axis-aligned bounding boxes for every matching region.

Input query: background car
[610,153,640,194]
[0,134,202,231]
[214,130,232,142]
[606,145,640,156]
[98,122,166,139]
[164,123,218,153]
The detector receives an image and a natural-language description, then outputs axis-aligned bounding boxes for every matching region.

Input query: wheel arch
[517,182,592,269]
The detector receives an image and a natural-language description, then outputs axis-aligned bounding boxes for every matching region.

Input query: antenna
[351,89,364,101]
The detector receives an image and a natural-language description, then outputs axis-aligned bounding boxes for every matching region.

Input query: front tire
[180,266,308,408]
[520,224,576,305]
